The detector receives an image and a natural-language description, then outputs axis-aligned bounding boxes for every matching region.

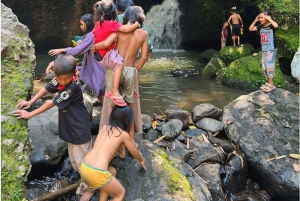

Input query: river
[34,50,248,116]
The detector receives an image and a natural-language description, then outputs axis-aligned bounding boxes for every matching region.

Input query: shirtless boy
[97,6,149,139]
[227,7,243,46]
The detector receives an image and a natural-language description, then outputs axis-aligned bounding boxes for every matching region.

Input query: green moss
[223,52,287,90]
[1,32,34,200]
[220,44,254,65]
[154,150,196,201]
[276,28,299,59]
[202,58,226,77]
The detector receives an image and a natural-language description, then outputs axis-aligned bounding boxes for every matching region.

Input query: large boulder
[220,43,254,65]
[1,4,35,200]
[199,49,218,63]
[202,58,226,78]
[28,106,68,177]
[221,89,299,201]
[221,52,287,90]
[111,135,212,201]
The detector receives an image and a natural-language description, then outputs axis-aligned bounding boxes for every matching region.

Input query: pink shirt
[93,20,122,57]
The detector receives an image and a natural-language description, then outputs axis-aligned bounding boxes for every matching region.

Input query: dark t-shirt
[45,78,91,145]
[256,24,277,50]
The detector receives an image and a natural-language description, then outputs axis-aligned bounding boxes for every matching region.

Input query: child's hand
[256,15,260,21]
[48,49,61,56]
[265,15,272,21]
[134,21,141,28]
[140,160,147,170]
[16,100,31,110]
[14,110,32,119]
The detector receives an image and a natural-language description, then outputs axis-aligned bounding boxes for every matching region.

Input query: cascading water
[145,0,182,49]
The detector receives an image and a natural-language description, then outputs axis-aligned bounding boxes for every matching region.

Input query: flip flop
[106,91,127,106]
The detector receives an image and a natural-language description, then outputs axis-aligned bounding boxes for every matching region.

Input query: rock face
[202,58,226,78]
[221,89,299,201]
[1,4,36,200]
[111,135,212,201]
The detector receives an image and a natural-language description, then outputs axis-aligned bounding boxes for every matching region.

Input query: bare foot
[80,189,94,201]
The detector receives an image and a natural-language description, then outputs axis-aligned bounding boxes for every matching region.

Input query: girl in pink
[92,0,140,106]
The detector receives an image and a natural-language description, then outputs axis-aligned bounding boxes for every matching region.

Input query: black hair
[80,14,94,34]
[115,0,134,12]
[94,0,118,26]
[123,6,145,26]
[262,10,271,16]
[108,105,134,136]
[53,54,77,76]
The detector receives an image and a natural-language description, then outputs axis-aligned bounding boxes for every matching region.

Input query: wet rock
[166,109,190,129]
[199,49,218,63]
[202,58,226,78]
[162,119,183,140]
[208,132,235,153]
[90,115,100,135]
[192,103,222,122]
[171,69,200,77]
[187,137,225,169]
[196,118,223,133]
[142,114,152,132]
[109,135,212,201]
[43,71,55,82]
[222,151,248,197]
[28,106,68,177]
[26,188,48,201]
[184,128,207,137]
[144,129,159,142]
[195,163,225,201]
[222,89,299,201]
[169,140,193,162]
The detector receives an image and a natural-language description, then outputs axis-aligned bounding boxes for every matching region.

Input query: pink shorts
[100,49,123,71]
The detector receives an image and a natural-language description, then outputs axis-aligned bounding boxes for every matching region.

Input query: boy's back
[230,13,241,24]
[116,28,148,67]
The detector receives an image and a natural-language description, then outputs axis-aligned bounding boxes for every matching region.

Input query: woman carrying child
[48,14,106,103]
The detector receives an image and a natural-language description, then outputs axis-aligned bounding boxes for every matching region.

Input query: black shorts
[232,24,240,36]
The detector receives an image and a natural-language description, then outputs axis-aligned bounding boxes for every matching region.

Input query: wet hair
[80,14,94,34]
[94,0,118,26]
[115,0,134,12]
[123,6,145,26]
[262,10,271,16]
[53,54,77,76]
[108,106,134,136]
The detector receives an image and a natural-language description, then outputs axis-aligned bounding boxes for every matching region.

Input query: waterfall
[145,0,182,50]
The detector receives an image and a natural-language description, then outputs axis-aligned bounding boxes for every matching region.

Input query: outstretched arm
[16,87,49,110]
[15,100,55,119]
[118,21,140,33]
[249,16,259,31]
[93,32,118,51]
[123,133,147,170]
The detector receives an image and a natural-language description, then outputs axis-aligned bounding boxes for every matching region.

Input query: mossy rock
[220,44,254,65]
[212,51,221,59]
[1,4,35,200]
[199,49,217,63]
[222,52,287,90]
[202,58,226,78]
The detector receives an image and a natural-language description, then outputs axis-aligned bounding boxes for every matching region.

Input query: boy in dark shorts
[14,54,94,200]
[228,7,243,46]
